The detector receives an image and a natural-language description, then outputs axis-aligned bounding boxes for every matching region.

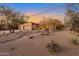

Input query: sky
[0,3,67,16]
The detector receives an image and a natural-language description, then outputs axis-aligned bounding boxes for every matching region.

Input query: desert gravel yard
[0,30,79,56]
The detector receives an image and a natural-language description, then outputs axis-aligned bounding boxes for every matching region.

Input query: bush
[46,40,61,52]
[71,37,79,45]
[71,31,79,45]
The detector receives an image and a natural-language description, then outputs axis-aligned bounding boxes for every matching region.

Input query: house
[18,16,44,31]
[18,22,32,31]
[0,16,7,30]
[18,16,58,32]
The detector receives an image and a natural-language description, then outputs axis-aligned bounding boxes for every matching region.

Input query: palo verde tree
[0,5,25,33]
[65,4,79,32]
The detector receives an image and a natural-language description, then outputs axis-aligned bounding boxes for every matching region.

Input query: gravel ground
[0,30,79,56]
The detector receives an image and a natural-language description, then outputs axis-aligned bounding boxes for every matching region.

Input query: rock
[11,47,15,50]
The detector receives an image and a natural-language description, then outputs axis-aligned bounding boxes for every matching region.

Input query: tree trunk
[9,29,15,33]
[8,25,15,33]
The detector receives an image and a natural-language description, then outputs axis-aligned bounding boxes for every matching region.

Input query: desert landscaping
[0,30,79,56]
[0,3,79,56]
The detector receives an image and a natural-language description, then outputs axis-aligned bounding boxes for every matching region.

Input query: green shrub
[71,37,79,45]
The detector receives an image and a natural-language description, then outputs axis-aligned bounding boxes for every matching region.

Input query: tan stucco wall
[18,22,32,31]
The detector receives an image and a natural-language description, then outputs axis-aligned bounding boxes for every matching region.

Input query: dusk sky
[0,3,67,16]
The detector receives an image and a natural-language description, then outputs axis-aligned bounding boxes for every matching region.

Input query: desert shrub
[71,31,79,45]
[0,5,26,33]
[46,40,61,53]
[65,4,79,32]
[71,37,79,45]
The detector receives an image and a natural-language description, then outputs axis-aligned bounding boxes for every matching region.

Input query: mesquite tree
[65,4,79,32]
[0,5,25,33]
